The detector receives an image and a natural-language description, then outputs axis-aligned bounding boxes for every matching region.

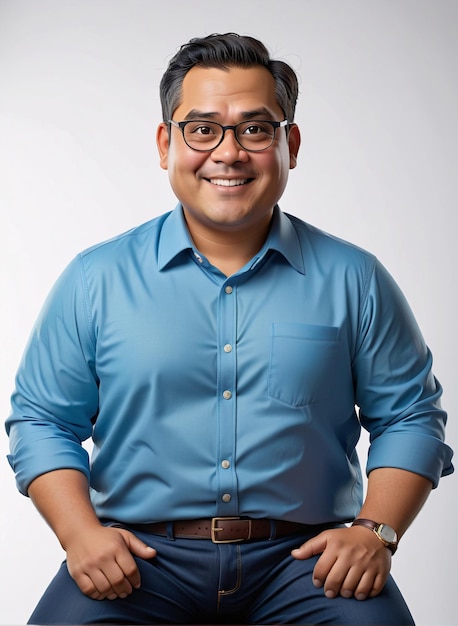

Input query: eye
[242,123,266,135]
[188,123,217,135]
[243,124,262,135]
[196,126,214,135]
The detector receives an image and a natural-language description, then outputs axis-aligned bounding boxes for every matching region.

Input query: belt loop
[166,521,175,541]
[268,519,277,540]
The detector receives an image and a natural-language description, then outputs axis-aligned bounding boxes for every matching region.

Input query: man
[6,33,453,625]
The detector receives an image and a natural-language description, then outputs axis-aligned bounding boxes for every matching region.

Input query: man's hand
[27,470,157,600]
[291,526,391,601]
[64,524,156,600]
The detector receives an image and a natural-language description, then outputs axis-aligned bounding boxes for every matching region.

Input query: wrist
[352,518,398,554]
[59,517,103,551]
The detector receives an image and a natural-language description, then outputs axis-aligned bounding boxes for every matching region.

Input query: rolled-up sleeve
[353,260,453,487]
[6,256,98,495]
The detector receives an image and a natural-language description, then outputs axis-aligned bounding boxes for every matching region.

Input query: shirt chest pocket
[268,323,340,407]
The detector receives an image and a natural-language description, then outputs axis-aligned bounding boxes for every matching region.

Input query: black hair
[159,33,299,123]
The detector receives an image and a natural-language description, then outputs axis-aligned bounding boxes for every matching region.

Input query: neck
[185,215,272,277]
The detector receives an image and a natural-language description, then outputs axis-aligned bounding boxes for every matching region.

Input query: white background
[1,1,457,624]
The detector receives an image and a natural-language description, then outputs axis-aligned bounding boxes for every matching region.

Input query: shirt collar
[158,206,194,271]
[158,204,305,275]
[262,206,305,274]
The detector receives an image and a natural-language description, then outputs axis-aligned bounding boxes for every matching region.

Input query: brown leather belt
[126,517,335,544]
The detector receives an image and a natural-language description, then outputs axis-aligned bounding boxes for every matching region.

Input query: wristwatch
[351,518,398,554]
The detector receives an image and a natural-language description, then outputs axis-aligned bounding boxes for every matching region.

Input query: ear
[156,122,170,170]
[288,123,301,170]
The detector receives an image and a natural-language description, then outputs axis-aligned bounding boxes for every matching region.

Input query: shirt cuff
[366,431,454,488]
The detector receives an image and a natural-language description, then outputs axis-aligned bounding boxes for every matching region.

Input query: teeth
[209,178,248,187]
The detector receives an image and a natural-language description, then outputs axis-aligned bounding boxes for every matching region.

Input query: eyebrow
[182,107,277,121]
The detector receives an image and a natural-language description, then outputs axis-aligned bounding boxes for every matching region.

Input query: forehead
[174,65,284,120]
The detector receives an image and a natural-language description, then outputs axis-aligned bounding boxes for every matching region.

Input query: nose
[210,129,249,164]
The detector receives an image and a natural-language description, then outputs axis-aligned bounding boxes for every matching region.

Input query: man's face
[157,65,300,239]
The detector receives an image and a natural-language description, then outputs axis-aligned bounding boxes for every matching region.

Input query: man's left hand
[291,526,391,601]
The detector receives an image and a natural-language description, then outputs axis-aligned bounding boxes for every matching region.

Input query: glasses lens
[236,121,275,151]
[183,121,222,150]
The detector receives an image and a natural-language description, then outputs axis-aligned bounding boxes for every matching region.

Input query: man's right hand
[64,524,157,600]
[27,469,156,600]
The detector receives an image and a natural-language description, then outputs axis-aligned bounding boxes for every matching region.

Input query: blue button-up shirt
[6,206,453,524]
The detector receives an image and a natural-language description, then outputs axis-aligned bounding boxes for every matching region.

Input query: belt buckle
[211,517,251,543]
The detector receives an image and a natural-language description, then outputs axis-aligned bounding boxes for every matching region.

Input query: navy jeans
[29,525,414,625]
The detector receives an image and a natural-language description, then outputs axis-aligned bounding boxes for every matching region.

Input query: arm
[28,469,156,600]
[8,259,154,599]
[292,260,451,601]
[292,467,432,600]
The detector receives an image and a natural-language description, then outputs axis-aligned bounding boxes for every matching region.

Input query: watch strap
[352,518,378,532]
[352,518,398,554]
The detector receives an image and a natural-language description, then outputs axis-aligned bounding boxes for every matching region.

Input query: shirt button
[222,390,232,400]
[222,493,231,503]
[221,460,230,469]
[225,286,233,294]
[223,344,232,353]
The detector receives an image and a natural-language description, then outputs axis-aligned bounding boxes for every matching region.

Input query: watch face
[379,524,397,543]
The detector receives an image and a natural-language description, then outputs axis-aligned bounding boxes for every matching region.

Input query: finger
[291,533,328,560]
[73,571,100,599]
[322,553,389,600]
[114,550,143,592]
[67,561,110,600]
[311,545,341,591]
[102,559,135,598]
[77,568,117,600]
[121,529,157,559]
[75,556,134,600]
[339,566,377,600]
[340,563,389,601]
[318,557,352,599]
[354,553,390,600]
[367,570,390,599]
[119,530,157,589]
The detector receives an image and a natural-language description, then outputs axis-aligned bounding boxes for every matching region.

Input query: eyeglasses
[169,118,289,152]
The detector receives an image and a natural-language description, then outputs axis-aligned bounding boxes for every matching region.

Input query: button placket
[216,282,238,514]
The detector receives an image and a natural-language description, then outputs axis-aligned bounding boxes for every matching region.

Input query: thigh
[27,559,188,625]
[249,551,414,625]
[28,560,141,625]
[28,537,220,625]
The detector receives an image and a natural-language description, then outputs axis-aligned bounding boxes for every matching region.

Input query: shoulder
[285,212,377,275]
[78,212,172,266]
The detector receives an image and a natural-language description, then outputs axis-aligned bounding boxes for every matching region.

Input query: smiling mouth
[207,178,253,187]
